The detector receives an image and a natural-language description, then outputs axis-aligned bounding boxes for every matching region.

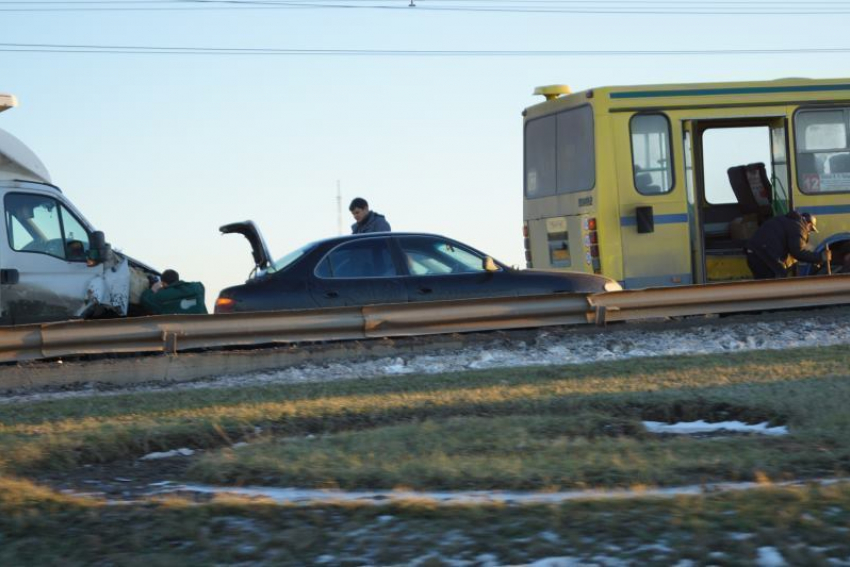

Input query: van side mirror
[483,256,498,272]
[87,231,108,266]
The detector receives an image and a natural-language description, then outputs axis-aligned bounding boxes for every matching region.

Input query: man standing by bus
[745,211,830,279]
[350,197,391,234]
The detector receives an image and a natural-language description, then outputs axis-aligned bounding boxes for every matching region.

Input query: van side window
[4,193,90,261]
[59,204,91,261]
[795,108,850,193]
[630,114,673,195]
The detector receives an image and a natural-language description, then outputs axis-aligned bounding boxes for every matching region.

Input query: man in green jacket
[140,269,208,315]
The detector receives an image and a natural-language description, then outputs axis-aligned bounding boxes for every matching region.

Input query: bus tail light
[586,217,601,274]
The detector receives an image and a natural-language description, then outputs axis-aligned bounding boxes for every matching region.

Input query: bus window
[556,106,595,194]
[702,127,771,205]
[630,114,673,195]
[524,116,557,199]
[524,106,595,199]
[795,108,850,193]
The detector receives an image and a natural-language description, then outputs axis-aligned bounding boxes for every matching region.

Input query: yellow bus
[522,77,850,288]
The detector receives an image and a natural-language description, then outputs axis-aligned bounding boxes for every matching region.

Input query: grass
[1,343,850,563]
[1,345,849,485]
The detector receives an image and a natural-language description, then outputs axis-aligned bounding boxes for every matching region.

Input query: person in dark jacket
[140,269,208,315]
[745,211,830,279]
[349,197,391,234]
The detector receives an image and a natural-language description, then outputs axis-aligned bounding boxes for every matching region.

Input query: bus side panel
[613,112,692,288]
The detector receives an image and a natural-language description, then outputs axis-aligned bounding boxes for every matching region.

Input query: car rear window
[268,243,314,274]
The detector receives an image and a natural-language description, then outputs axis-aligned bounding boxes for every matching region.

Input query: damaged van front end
[0,93,157,325]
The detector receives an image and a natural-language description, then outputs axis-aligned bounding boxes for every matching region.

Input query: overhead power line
[2,0,850,13]
[2,42,850,55]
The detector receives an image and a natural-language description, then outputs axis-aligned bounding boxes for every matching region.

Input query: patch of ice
[474,554,500,567]
[756,546,787,567]
[160,477,849,506]
[528,558,583,567]
[643,420,788,436]
[139,447,195,460]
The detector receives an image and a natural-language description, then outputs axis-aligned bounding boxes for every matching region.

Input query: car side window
[398,236,488,276]
[315,238,398,278]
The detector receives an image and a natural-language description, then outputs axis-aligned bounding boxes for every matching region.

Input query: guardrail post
[163,331,178,354]
[594,305,607,326]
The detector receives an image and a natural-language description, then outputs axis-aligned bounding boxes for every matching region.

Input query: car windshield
[266,242,316,275]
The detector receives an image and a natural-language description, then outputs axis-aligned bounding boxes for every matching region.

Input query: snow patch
[756,546,787,566]
[139,448,195,461]
[160,477,850,506]
[643,420,788,436]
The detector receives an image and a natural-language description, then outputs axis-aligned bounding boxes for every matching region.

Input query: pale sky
[1,0,847,307]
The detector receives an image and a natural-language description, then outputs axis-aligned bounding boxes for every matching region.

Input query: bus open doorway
[683,116,791,284]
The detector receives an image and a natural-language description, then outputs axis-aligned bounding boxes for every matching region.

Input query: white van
[0,94,156,325]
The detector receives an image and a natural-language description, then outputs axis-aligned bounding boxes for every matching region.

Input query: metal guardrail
[1,273,849,364]
[0,294,591,364]
[588,273,850,323]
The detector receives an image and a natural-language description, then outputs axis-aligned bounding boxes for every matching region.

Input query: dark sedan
[214,222,621,313]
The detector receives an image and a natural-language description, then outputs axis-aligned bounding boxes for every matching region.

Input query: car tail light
[214,297,235,313]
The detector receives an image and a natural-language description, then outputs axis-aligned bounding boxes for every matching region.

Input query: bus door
[682,115,789,283]
[682,121,706,285]
[614,112,692,288]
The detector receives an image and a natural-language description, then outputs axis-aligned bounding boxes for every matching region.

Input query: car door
[396,235,512,302]
[309,237,407,307]
[1,192,99,324]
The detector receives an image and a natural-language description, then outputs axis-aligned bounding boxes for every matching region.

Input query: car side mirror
[483,256,498,272]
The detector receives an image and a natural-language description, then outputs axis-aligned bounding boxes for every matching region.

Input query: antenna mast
[336,180,342,236]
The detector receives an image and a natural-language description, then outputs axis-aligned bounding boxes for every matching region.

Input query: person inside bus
[745,211,830,279]
[350,197,392,234]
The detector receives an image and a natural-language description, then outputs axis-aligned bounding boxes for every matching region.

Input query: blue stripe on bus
[610,83,850,100]
[797,205,850,216]
[620,213,688,227]
[621,274,693,289]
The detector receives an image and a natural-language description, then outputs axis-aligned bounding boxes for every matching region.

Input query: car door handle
[324,291,339,298]
[417,287,433,295]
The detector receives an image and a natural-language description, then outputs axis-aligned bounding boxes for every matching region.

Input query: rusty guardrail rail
[588,273,850,323]
[1,273,849,364]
